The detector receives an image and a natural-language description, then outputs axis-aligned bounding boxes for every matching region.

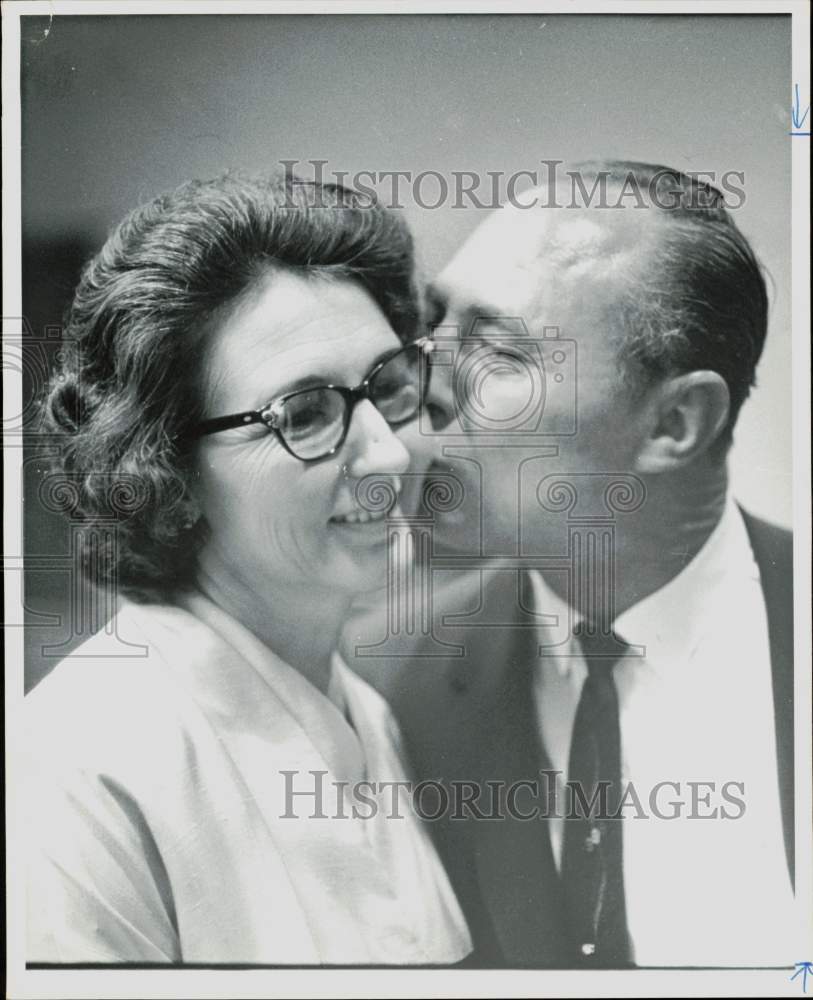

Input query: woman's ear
[176,486,204,532]
[634,371,730,474]
[181,506,202,531]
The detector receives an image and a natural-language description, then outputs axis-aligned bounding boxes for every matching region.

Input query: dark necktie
[560,625,632,967]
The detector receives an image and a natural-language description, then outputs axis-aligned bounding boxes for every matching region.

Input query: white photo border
[3,2,810,997]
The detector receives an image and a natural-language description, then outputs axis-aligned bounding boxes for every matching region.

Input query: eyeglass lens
[275,343,425,460]
[275,388,348,460]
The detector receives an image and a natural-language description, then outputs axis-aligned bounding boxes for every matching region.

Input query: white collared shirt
[530,500,799,966]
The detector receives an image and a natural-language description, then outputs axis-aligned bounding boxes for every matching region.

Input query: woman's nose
[343,399,411,478]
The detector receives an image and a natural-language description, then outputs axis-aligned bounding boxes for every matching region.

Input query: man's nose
[343,399,411,478]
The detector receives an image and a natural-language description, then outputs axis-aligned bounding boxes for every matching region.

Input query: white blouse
[25,592,471,964]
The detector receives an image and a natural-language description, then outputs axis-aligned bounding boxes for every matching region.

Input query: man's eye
[483,344,525,364]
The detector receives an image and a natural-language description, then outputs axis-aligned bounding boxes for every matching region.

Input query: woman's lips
[329,507,391,525]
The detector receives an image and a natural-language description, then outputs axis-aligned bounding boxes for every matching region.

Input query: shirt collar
[614,497,758,663]
[531,498,760,676]
[527,569,578,677]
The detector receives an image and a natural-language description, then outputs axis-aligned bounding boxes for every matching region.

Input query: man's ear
[634,371,730,473]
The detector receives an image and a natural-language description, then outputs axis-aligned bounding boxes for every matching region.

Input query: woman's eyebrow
[252,373,327,406]
[253,346,401,405]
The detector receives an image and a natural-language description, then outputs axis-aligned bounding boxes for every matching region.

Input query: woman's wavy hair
[44,172,421,601]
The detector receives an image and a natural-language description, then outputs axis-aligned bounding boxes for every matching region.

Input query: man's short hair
[575,160,768,451]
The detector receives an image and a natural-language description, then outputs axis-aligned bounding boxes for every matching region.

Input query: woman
[25,174,471,964]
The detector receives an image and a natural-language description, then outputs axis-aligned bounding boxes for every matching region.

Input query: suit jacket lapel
[455,596,568,965]
[740,508,795,887]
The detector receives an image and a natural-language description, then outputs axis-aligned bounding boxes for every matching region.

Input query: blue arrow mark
[791,961,813,993]
[792,83,810,130]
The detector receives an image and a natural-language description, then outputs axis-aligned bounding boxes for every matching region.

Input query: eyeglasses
[194,337,434,462]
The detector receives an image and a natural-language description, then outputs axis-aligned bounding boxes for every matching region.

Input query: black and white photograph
[3,2,811,997]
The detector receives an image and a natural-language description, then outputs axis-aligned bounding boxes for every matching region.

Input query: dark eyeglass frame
[193,337,434,462]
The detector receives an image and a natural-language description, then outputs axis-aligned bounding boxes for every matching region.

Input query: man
[345,162,798,966]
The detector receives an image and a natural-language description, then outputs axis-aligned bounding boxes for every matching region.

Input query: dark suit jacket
[349,510,794,967]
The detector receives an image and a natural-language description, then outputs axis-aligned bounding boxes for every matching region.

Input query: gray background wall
[20,13,792,686]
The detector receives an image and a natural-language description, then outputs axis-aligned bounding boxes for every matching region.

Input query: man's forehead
[435,201,658,315]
